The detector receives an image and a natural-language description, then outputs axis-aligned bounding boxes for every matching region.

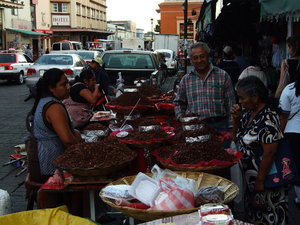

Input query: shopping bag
[263,138,300,188]
[151,178,194,210]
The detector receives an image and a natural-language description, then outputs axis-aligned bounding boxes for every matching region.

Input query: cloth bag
[63,96,92,128]
[151,178,194,210]
[263,138,300,188]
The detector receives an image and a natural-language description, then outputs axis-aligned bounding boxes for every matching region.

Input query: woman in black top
[63,69,99,128]
[275,35,300,98]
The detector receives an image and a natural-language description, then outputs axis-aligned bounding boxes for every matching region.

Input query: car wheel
[16,72,24,85]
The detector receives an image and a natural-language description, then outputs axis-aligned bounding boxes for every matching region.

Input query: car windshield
[76,52,94,60]
[35,55,73,65]
[102,53,154,69]
[162,52,171,59]
[0,54,16,63]
[156,52,171,59]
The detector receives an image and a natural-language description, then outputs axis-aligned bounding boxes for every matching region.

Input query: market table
[138,211,253,225]
[37,177,114,221]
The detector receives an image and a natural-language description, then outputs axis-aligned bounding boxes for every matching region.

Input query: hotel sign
[52,15,70,26]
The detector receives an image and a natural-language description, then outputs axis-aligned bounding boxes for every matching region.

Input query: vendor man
[174,42,235,131]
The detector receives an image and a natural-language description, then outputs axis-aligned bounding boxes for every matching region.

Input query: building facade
[49,0,111,46]
[157,0,203,40]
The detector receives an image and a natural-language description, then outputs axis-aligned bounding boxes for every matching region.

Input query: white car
[154,49,178,71]
[74,50,102,64]
[0,51,33,84]
[26,54,87,89]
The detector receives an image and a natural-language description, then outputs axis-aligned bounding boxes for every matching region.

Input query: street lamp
[151,18,154,42]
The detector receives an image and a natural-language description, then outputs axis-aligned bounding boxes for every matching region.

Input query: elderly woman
[231,76,287,224]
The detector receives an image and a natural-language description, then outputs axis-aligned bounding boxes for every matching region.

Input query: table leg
[89,190,96,221]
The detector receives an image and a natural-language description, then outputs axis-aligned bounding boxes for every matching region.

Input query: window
[91,9,95,18]
[18,54,27,63]
[11,0,18,16]
[53,3,68,13]
[96,10,99,20]
[87,7,90,17]
[82,6,86,16]
[0,54,16,63]
[76,4,81,15]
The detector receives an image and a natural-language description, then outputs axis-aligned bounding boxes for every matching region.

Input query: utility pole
[151,18,154,50]
[183,0,188,73]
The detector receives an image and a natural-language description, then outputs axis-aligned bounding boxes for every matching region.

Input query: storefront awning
[0,0,24,9]
[51,28,114,35]
[6,28,48,36]
[260,0,300,21]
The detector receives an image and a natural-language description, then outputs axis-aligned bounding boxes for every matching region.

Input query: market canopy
[6,28,48,36]
[260,0,300,21]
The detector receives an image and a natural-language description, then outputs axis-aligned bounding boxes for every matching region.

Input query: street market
[1,0,300,225]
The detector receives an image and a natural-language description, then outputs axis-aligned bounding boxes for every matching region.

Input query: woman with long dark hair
[279,63,300,205]
[63,69,100,128]
[275,35,300,98]
[231,76,287,224]
[30,68,83,178]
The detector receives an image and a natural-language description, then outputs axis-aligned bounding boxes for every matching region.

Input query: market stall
[35,82,243,224]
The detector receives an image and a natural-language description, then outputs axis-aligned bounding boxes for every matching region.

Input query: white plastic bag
[151,164,198,195]
[100,185,134,201]
[0,189,11,216]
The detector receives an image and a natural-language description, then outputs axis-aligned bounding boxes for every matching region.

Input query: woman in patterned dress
[231,76,288,224]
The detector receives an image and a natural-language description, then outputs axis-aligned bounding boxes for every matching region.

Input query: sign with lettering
[180,23,194,40]
[52,15,70,26]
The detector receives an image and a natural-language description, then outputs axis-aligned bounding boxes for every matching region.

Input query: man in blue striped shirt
[174,42,236,131]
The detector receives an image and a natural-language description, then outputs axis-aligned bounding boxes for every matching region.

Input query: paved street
[0,81,32,213]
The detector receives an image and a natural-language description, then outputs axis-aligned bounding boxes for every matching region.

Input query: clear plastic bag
[100,185,134,201]
[195,186,226,207]
[151,164,198,195]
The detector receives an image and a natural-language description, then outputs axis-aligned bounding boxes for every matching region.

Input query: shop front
[5,28,48,60]
[51,28,113,49]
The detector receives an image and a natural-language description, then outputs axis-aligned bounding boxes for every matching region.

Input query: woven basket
[100,171,239,221]
[58,161,131,177]
[158,160,229,172]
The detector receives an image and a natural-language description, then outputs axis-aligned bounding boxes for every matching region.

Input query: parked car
[154,49,178,72]
[50,40,83,53]
[26,54,87,89]
[0,50,33,84]
[74,50,102,64]
[100,50,176,93]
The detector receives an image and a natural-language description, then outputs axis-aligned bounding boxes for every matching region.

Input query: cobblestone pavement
[0,81,33,213]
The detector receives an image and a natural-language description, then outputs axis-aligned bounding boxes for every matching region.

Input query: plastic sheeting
[0,205,97,225]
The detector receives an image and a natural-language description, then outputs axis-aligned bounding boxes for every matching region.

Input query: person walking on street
[25,45,33,60]
[174,42,236,131]
[217,45,241,88]
[279,66,300,206]
[39,47,44,56]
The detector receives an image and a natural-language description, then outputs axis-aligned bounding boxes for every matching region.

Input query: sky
[106,0,163,32]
